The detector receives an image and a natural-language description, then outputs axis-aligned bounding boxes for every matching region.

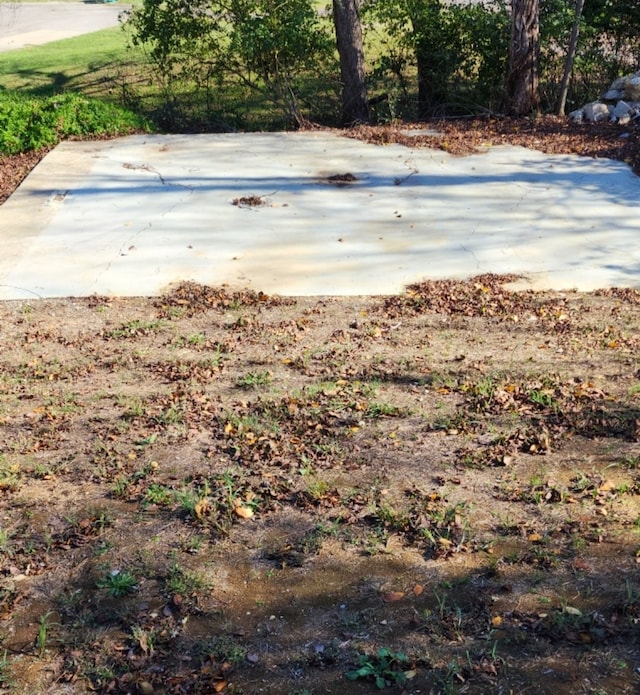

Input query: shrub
[0,92,151,155]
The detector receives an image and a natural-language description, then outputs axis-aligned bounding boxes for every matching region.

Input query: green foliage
[97,569,138,597]
[0,92,150,155]
[539,0,640,111]
[346,647,410,688]
[127,0,336,128]
[364,0,509,117]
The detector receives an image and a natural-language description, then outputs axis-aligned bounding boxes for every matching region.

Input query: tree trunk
[332,0,370,124]
[505,0,540,116]
[556,0,585,116]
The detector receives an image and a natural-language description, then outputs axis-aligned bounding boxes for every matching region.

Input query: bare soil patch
[1,277,640,694]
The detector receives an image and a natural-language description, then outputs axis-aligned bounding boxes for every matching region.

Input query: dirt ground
[0,276,640,694]
[1,120,640,694]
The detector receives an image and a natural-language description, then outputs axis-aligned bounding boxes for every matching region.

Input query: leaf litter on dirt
[1,277,640,693]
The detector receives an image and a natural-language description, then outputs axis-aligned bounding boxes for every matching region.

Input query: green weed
[164,563,208,596]
[0,650,13,687]
[97,569,138,597]
[346,647,410,688]
[235,370,273,389]
[103,319,164,339]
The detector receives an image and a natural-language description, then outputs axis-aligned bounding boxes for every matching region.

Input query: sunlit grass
[0,25,148,97]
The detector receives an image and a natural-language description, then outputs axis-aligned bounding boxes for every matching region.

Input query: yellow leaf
[528,533,542,542]
[194,498,212,520]
[234,505,254,519]
[491,615,503,627]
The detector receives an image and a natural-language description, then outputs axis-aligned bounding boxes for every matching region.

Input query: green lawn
[0,25,147,98]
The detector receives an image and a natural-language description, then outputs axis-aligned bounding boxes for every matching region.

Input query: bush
[364,0,509,119]
[0,92,151,155]
[127,0,336,129]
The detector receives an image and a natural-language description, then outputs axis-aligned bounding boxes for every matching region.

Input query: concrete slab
[1,131,639,299]
[0,2,125,52]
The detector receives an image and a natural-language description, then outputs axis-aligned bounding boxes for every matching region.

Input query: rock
[624,75,640,100]
[569,108,584,123]
[603,88,624,101]
[583,101,610,122]
[609,76,627,91]
[612,100,632,120]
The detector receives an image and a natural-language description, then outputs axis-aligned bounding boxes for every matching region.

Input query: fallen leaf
[234,505,254,519]
[382,591,405,603]
[491,615,503,627]
[528,533,542,542]
[412,584,423,596]
[194,498,212,519]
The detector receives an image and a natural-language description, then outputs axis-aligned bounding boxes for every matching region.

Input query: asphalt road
[0,1,125,52]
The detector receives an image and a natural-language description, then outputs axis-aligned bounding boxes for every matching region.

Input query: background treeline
[1,0,639,151]
[123,0,640,129]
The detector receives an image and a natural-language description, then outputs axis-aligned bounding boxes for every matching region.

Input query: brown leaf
[382,591,405,603]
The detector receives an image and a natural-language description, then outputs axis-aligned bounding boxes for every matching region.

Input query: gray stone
[569,108,584,123]
[612,100,632,120]
[603,88,624,101]
[610,76,627,90]
[583,101,610,122]
[624,75,640,101]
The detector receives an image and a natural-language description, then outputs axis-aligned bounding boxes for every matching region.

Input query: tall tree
[505,0,540,115]
[556,0,585,116]
[332,0,370,124]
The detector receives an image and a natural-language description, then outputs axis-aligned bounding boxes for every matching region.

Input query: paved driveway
[0,1,125,52]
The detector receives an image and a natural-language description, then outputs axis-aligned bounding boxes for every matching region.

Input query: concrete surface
[0,2,124,52]
[1,131,639,299]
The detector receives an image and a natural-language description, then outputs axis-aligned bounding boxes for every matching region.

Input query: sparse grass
[164,562,208,597]
[3,284,640,692]
[0,650,13,687]
[103,318,164,339]
[235,370,273,389]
